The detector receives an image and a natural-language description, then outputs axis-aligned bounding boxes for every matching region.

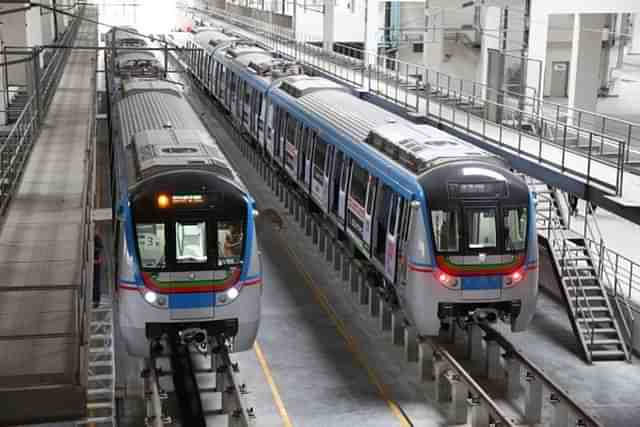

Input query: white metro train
[179,26,538,335]
[107,27,262,356]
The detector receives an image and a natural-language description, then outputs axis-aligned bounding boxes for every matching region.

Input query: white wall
[527,0,640,98]
[294,1,370,43]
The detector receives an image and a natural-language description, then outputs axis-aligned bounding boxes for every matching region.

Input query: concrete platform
[0,7,97,426]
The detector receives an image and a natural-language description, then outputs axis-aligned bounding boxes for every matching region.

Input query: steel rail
[480,323,606,427]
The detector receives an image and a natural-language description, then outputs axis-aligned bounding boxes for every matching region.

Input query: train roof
[133,129,234,180]
[193,29,239,48]
[278,75,346,98]
[116,51,160,65]
[224,41,268,58]
[116,86,240,185]
[122,79,183,97]
[290,85,493,175]
[109,26,147,46]
[116,89,203,147]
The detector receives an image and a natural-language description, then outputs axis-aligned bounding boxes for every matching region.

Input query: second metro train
[180,26,538,335]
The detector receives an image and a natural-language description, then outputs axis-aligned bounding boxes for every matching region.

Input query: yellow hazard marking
[254,341,294,427]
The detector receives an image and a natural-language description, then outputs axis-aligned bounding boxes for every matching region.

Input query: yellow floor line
[254,340,295,427]
[279,234,412,427]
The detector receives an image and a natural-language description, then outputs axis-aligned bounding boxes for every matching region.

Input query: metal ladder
[81,297,117,426]
[527,178,629,363]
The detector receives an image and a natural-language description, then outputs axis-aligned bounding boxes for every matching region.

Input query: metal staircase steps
[79,298,116,426]
[526,177,630,363]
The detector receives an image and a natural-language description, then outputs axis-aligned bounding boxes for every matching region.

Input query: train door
[347,162,369,253]
[266,103,275,155]
[373,184,393,264]
[284,115,298,178]
[274,110,286,166]
[297,127,307,187]
[303,129,314,193]
[384,196,403,281]
[216,63,224,99]
[242,83,251,130]
[257,93,265,143]
[311,138,330,211]
[330,150,344,220]
[169,220,215,320]
[337,157,349,224]
[249,91,257,137]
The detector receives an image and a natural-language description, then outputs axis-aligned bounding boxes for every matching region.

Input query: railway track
[144,333,255,427]
[171,48,605,427]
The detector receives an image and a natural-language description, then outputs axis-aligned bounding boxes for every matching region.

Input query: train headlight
[434,269,459,289]
[144,290,158,304]
[227,287,239,300]
[157,194,170,209]
[505,267,526,288]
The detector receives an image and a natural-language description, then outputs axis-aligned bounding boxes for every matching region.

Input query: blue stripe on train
[461,276,502,290]
[169,293,215,309]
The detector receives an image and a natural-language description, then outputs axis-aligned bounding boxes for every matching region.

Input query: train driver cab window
[176,221,207,264]
[136,223,166,269]
[467,208,497,249]
[313,139,327,182]
[504,207,527,251]
[431,210,459,252]
[218,220,244,266]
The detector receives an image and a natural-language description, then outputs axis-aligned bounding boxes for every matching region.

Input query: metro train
[107,27,262,356]
[182,26,538,335]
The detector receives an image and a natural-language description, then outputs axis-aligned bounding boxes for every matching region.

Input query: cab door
[384,196,403,281]
[168,220,215,320]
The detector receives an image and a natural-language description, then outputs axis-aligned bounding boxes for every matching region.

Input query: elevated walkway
[191,6,640,226]
[0,6,98,425]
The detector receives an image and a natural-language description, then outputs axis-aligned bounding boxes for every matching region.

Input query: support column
[322,0,335,52]
[364,0,380,65]
[567,13,605,123]
[479,7,501,100]
[423,0,444,71]
[631,13,640,54]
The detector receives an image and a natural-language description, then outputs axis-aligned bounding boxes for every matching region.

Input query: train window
[504,207,527,251]
[286,115,296,141]
[388,194,398,236]
[467,208,497,250]
[340,158,349,191]
[350,163,368,206]
[244,84,251,104]
[176,221,208,264]
[136,223,166,269]
[313,139,327,182]
[366,177,376,215]
[218,220,244,266]
[431,210,460,252]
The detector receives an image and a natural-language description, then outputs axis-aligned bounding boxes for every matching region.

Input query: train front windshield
[431,206,527,255]
[135,219,245,271]
[132,188,248,274]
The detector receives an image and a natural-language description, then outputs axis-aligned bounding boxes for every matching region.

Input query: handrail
[192,5,638,198]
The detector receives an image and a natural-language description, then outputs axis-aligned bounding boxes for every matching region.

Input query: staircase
[81,298,117,426]
[8,91,30,123]
[527,178,630,363]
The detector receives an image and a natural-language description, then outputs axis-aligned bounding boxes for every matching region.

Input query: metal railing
[0,3,92,391]
[188,5,640,198]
